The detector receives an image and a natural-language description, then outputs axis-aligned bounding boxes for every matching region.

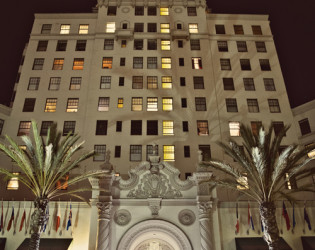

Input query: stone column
[197,198,213,250]
[96,200,112,250]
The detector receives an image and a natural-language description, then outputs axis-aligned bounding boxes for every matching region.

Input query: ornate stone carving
[198,201,212,215]
[121,7,130,13]
[114,209,131,226]
[97,202,112,219]
[96,201,112,250]
[148,198,162,217]
[178,209,196,226]
[197,199,213,250]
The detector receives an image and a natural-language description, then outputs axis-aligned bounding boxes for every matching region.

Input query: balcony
[171,29,189,40]
[115,28,134,40]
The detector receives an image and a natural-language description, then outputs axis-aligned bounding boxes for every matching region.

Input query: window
[147,57,157,69]
[272,121,285,136]
[179,58,184,66]
[163,121,174,135]
[148,6,157,15]
[135,6,144,15]
[146,145,158,161]
[117,98,123,108]
[199,145,211,161]
[180,77,186,86]
[106,22,116,33]
[195,97,206,111]
[94,145,106,161]
[44,98,57,112]
[116,121,122,132]
[161,40,170,50]
[192,57,202,69]
[181,98,187,108]
[119,77,124,86]
[49,77,61,90]
[134,39,143,50]
[63,121,76,136]
[162,57,171,69]
[183,121,189,132]
[0,119,4,135]
[217,41,228,52]
[102,57,113,69]
[22,98,36,112]
[104,39,114,50]
[247,99,259,113]
[107,6,117,16]
[299,119,311,135]
[134,23,144,32]
[187,7,197,16]
[52,58,64,70]
[240,59,251,70]
[40,121,53,136]
[234,25,244,35]
[243,78,255,91]
[147,97,158,111]
[122,23,128,29]
[37,40,48,51]
[121,40,127,48]
[66,98,79,112]
[148,39,157,50]
[145,77,157,90]
[178,40,183,48]
[251,121,262,136]
[188,24,198,33]
[160,7,169,15]
[215,25,225,34]
[7,173,20,190]
[252,25,262,35]
[256,41,266,52]
[229,122,240,136]
[130,145,142,161]
[268,99,281,113]
[162,76,172,89]
[98,97,110,111]
[132,97,143,111]
[100,76,111,89]
[76,40,86,51]
[193,77,204,89]
[60,24,70,34]
[147,120,158,135]
[184,146,190,158]
[220,59,231,70]
[96,120,108,135]
[162,98,173,111]
[28,77,40,90]
[147,23,157,32]
[17,121,31,136]
[197,120,209,136]
[41,24,52,34]
[133,57,143,69]
[32,58,44,70]
[285,173,297,190]
[132,76,143,89]
[56,40,67,51]
[131,120,142,135]
[226,98,238,112]
[223,78,234,90]
[120,58,125,66]
[190,39,200,50]
[260,59,271,71]
[73,58,84,70]
[160,23,170,33]
[77,24,89,34]
[263,78,276,91]
[115,146,121,158]
[236,41,247,52]
[163,145,175,161]
[237,175,249,190]
[69,77,81,90]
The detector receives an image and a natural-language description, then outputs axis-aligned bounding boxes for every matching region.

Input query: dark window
[56,40,67,51]
[28,77,40,90]
[199,145,211,161]
[252,25,262,35]
[215,25,225,34]
[260,59,271,71]
[107,6,117,15]
[122,23,128,29]
[234,25,244,35]
[179,58,184,66]
[181,98,187,108]
[22,98,36,112]
[180,77,186,86]
[100,76,111,89]
[299,119,311,135]
[220,59,231,70]
[217,41,228,52]
[193,77,204,89]
[133,57,143,69]
[273,121,285,136]
[183,121,189,132]
[247,99,259,113]
[226,98,238,112]
[236,41,247,52]
[134,23,144,32]
[148,23,157,32]
[195,97,206,111]
[148,6,157,15]
[223,78,234,90]
[135,6,144,15]
[134,39,143,50]
[104,39,114,50]
[76,40,86,51]
[0,119,4,135]
[268,99,281,113]
[184,146,190,157]
[63,121,76,136]
[190,39,200,50]
[187,7,197,16]
[243,78,255,91]
[256,41,267,52]
[148,39,157,50]
[147,120,158,135]
[116,121,122,132]
[251,121,262,136]
[32,58,44,70]
[177,23,182,29]
[177,40,183,48]
[94,145,106,161]
[37,40,48,51]
[96,120,108,135]
[115,146,121,157]
[41,24,52,34]
[131,120,142,135]
[240,59,251,70]
[132,76,143,89]
[120,58,126,66]
[264,78,276,91]
[119,77,125,86]
[147,57,157,69]
[40,121,53,136]
[130,145,142,161]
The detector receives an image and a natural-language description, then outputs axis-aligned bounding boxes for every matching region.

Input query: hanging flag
[248,202,255,230]
[292,203,296,229]
[67,202,72,231]
[7,205,14,231]
[56,202,61,232]
[282,201,291,230]
[304,203,312,231]
[0,200,3,232]
[43,206,49,233]
[25,202,32,234]
[19,202,26,232]
[260,218,264,232]
[235,202,239,234]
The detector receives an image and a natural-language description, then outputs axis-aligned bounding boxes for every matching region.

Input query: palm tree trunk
[29,198,49,250]
[259,201,280,250]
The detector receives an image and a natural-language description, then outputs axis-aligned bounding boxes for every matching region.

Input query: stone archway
[117,220,192,250]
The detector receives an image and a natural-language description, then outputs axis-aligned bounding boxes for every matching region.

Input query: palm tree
[201,124,315,250]
[0,121,103,250]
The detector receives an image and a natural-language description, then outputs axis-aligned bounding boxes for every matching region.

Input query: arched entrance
[117,220,192,250]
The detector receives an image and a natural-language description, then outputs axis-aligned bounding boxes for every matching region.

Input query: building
[0,0,314,249]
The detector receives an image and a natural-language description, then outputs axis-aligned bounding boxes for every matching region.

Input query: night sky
[0,0,314,108]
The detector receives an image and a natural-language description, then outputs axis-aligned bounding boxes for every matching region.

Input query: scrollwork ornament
[198,201,212,215]
[114,209,131,226]
[179,209,196,226]
[97,202,112,219]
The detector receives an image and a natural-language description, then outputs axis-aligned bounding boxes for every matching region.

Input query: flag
[0,200,3,232]
[235,202,239,233]
[282,201,290,230]
[67,203,72,231]
[248,202,255,230]
[261,218,264,232]
[304,203,312,230]
[7,206,14,231]
[43,206,49,233]
[292,203,296,229]
[19,203,26,232]
[56,202,61,232]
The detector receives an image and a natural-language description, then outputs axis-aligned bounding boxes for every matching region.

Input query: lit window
[244,78,255,91]
[60,24,70,34]
[106,22,116,33]
[94,145,106,161]
[98,97,110,111]
[147,97,158,111]
[163,145,175,161]
[268,99,281,113]
[229,122,240,136]
[187,7,197,16]
[147,76,158,89]
[163,121,174,135]
[284,173,297,189]
[162,98,173,111]
[247,99,259,113]
[76,40,87,51]
[162,57,171,69]
[251,121,262,136]
[63,121,76,136]
[308,148,315,159]
[37,40,48,51]
[28,77,40,90]
[199,145,211,161]
[237,175,249,190]
[104,39,114,50]
[117,98,123,108]
[197,120,209,136]
[73,58,84,70]
[226,98,238,112]
[188,24,198,33]
[252,25,262,35]
[263,78,276,91]
[56,40,67,51]
[102,57,113,69]
[66,98,79,112]
[56,173,69,190]
[7,173,20,190]
[133,57,143,69]
[217,41,228,52]
[44,98,57,112]
[40,121,53,136]
[195,97,206,111]
[132,97,143,111]
[79,24,89,34]
[160,7,169,15]
[193,77,204,89]
[96,120,108,135]
[162,76,172,89]
[160,23,170,33]
[41,24,52,34]
[17,121,31,136]
[32,58,44,70]
[161,40,170,50]
[121,40,127,48]
[147,57,157,69]
[192,57,202,69]
[52,58,64,70]
[48,77,60,90]
[234,25,244,35]
[132,76,143,89]
[69,77,81,90]
[130,145,142,161]
[100,76,111,89]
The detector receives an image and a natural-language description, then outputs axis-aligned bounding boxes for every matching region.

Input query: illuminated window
[188,24,198,33]
[251,121,262,136]
[163,145,175,161]
[147,97,158,111]
[44,98,57,112]
[247,99,259,113]
[161,40,170,50]
[73,58,84,70]
[220,59,231,70]
[133,57,143,69]
[102,57,113,69]
[160,23,170,33]
[107,6,117,16]
[76,40,86,51]
[60,24,70,34]
[37,40,48,51]
[94,145,106,161]
[268,99,281,113]
[192,57,202,69]
[40,121,53,136]
[240,59,251,70]
[187,7,197,16]
[197,120,209,136]
[117,98,123,108]
[121,40,126,48]
[237,175,249,190]
[135,6,144,15]
[162,98,173,111]
[256,41,267,52]
[28,77,40,90]
[147,57,157,69]
[147,120,158,135]
[160,7,169,15]
[217,41,228,52]
[263,78,276,91]
[199,145,211,161]
[104,39,114,50]
[63,121,76,136]
[132,97,143,111]
[236,41,247,52]
[78,24,89,34]
[106,22,116,33]
[98,97,110,111]
[130,145,142,161]
[56,173,69,190]
[234,25,244,35]
[22,98,35,112]
[195,97,206,111]
[17,121,31,136]
[32,58,44,70]
[147,145,158,161]
[229,122,240,136]
[308,147,315,159]
[7,173,20,190]
[285,173,297,189]
[134,39,143,50]
[66,98,79,112]
[56,40,67,51]
[244,78,255,91]
[41,24,52,34]
[252,25,262,35]
[52,58,64,70]
[147,76,158,89]
[100,76,111,89]
[96,120,108,135]
[132,76,143,89]
[163,121,174,135]
[162,76,172,89]
[69,77,81,90]
[193,77,204,89]
[161,57,171,69]
[226,98,238,112]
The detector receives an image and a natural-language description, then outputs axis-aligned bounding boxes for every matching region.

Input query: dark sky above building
[0,0,314,108]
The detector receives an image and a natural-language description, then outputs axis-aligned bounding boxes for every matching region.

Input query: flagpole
[25,201,32,235]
